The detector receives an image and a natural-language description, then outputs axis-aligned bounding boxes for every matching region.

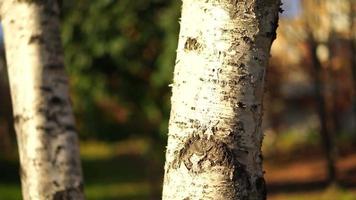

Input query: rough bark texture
[162,0,280,199]
[0,0,84,199]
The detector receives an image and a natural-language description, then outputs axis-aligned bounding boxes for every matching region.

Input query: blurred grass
[81,139,163,200]
[263,128,320,155]
[85,182,149,200]
[270,186,356,200]
[0,139,161,200]
[0,184,21,200]
[80,139,150,159]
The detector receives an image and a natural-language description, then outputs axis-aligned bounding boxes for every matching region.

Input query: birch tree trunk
[162,0,280,199]
[0,1,84,199]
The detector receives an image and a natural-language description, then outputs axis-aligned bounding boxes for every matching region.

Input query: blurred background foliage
[60,0,181,140]
[1,0,356,199]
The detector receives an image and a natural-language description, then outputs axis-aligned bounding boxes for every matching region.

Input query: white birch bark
[0,0,85,199]
[162,0,280,199]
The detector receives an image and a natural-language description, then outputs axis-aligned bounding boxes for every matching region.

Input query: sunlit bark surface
[162,0,280,199]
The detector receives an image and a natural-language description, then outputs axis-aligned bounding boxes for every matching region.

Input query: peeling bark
[0,0,84,199]
[162,0,280,199]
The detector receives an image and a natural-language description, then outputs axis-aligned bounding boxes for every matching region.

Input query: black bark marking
[279,2,284,13]
[237,75,249,85]
[49,96,64,105]
[237,102,247,109]
[13,115,30,124]
[234,63,248,75]
[36,125,55,133]
[28,34,44,44]
[53,180,60,187]
[242,36,252,45]
[184,37,202,52]
[65,125,76,132]
[52,145,64,165]
[253,56,262,63]
[13,115,21,124]
[279,7,284,13]
[250,104,259,113]
[40,86,53,92]
[45,63,64,70]
[37,108,62,133]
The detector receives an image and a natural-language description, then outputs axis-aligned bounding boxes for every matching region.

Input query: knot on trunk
[173,135,235,173]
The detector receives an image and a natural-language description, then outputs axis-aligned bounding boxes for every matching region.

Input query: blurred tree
[306,31,337,183]
[301,0,342,183]
[0,0,84,199]
[162,0,280,199]
[61,0,181,140]
[350,0,356,132]
[301,0,356,183]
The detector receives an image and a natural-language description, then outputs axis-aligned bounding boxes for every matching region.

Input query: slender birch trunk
[162,1,280,199]
[0,1,84,199]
